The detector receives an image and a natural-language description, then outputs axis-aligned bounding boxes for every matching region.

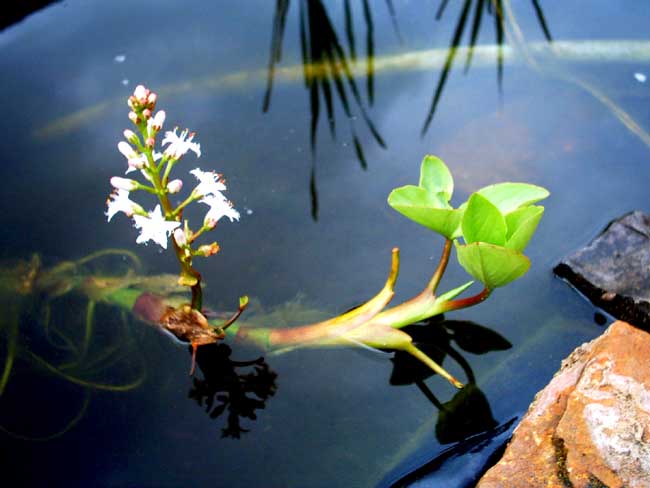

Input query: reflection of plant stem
[0,305,19,396]
[81,300,95,360]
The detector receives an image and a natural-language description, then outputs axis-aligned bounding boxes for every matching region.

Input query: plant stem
[440,286,491,313]
[427,238,452,294]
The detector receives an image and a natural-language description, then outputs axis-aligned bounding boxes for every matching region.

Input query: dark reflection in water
[188,343,278,439]
[422,0,553,134]
[264,0,393,219]
[390,318,511,444]
[262,0,554,218]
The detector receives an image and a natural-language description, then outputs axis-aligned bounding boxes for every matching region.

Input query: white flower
[200,194,240,225]
[147,110,166,134]
[162,128,201,159]
[166,179,183,194]
[173,228,187,247]
[105,189,142,222]
[124,152,162,174]
[132,205,180,249]
[110,176,139,191]
[190,168,226,197]
[118,141,137,160]
[133,85,148,103]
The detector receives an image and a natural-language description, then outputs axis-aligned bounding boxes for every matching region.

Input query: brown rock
[477,321,650,488]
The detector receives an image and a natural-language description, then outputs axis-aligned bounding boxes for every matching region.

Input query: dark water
[1,1,650,486]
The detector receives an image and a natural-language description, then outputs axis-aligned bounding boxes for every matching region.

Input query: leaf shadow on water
[188,343,278,439]
[389,317,512,444]
[381,317,518,487]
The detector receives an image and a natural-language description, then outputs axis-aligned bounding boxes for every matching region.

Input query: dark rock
[554,211,650,331]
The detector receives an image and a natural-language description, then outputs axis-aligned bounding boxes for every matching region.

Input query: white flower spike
[190,168,226,198]
[200,194,240,225]
[132,204,180,249]
[105,189,143,222]
[162,128,201,159]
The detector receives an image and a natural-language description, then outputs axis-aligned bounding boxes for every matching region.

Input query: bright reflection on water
[1,1,650,486]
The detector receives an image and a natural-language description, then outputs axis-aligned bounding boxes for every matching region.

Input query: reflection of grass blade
[299,1,310,89]
[384,0,403,43]
[494,0,504,90]
[362,0,375,105]
[353,133,368,170]
[464,0,485,72]
[436,0,451,20]
[310,164,319,220]
[321,76,335,137]
[344,0,356,61]
[530,0,552,41]
[263,0,290,112]
[422,0,473,135]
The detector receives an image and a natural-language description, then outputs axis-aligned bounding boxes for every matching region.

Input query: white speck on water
[114,54,126,63]
[245,208,253,215]
[634,72,646,83]
[121,79,129,86]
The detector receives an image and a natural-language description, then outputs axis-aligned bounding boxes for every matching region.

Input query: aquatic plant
[106,85,249,370]
[101,153,547,388]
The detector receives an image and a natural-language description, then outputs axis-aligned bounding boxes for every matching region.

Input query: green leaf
[462,193,507,245]
[476,183,549,214]
[437,280,474,302]
[505,206,544,252]
[418,155,453,200]
[388,186,463,239]
[455,241,530,289]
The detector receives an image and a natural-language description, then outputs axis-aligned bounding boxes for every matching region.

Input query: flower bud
[128,111,139,124]
[167,179,183,194]
[147,92,157,107]
[151,110,166,131]
[123,130,138,144]
[142,108,152,119]
[197,242,220,257]
[145,137,155,148]
[134,85,148,103]
[117,141,137,160]
[110,176,138,191]
[205,218,218,229]
[173,228,187,247]
[127,156,145,172]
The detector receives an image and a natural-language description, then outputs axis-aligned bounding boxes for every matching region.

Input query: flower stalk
[106,85,242,314]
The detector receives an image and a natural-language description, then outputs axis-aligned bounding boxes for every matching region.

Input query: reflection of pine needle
[0,390,91,442]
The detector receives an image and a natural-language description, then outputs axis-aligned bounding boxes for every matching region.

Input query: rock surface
[554,211,650,330]
[476,321,650,488]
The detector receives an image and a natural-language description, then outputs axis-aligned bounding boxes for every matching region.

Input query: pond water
[1,1,650,486]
